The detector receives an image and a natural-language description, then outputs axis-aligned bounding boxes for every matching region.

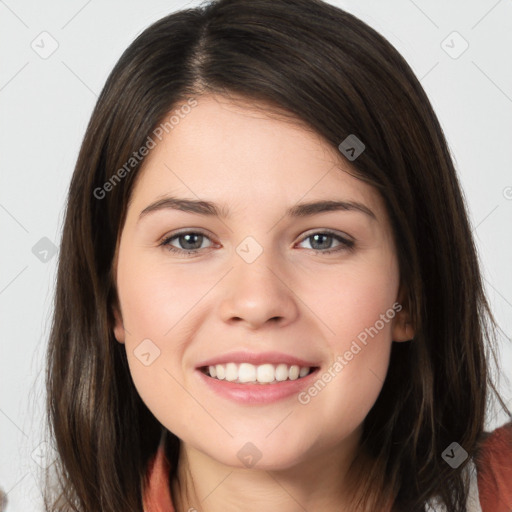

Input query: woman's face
[113,94,411,470]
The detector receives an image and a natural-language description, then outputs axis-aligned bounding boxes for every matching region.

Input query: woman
[44,0,512,510]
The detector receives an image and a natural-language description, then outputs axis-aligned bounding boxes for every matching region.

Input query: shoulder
[141,424,512,512]
[475,421,512,512]
[143,439,175,512]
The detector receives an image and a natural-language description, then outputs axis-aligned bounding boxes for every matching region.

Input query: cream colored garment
[425,459,482,512]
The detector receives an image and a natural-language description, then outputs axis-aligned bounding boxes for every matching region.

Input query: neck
[171,428,369,512]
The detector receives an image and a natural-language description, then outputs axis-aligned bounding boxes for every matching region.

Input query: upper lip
[195,351,320,369]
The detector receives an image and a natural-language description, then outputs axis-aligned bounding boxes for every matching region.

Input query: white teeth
[275,363,289,381]
[239,363,257,383]
[215,364,225,380]
[299,366,309,377]
[256,363,274,383]
[289,365,300,380]
[206,363,313,384]
[225,362,238,381]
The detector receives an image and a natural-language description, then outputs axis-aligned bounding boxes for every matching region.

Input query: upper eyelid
[297,228,353,241]
[160,228,213,244]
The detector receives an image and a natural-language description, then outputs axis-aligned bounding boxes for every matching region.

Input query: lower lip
[196,368,320,404]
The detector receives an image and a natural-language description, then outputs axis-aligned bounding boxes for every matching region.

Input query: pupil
[181,233,202,250]
[312,234,331,250]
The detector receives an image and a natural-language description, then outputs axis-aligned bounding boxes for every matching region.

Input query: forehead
[128,94,386,221]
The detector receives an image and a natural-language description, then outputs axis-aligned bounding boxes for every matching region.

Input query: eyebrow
[138,196,376,221]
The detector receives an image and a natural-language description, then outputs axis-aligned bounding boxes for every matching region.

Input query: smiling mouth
[200,362,318,384]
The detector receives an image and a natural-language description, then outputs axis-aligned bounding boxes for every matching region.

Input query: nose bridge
[217,236,299,328]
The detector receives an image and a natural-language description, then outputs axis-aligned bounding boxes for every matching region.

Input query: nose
[217,250,299,330]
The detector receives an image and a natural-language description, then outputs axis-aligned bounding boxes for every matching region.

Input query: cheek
[295,254,398,420]
[116,250,206,338]
[115,251,206,421]
[307,254,399,350]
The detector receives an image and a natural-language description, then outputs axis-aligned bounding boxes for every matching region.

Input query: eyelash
[158,229,355,257]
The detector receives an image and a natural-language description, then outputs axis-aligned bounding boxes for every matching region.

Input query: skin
[112,94,414,512]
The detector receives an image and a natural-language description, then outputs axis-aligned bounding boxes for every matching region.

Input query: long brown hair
[42,0,510,510]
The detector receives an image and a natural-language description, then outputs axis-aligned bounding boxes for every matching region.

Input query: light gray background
[1,1,511,510]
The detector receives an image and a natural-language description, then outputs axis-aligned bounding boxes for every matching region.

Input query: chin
[205,437,311,472]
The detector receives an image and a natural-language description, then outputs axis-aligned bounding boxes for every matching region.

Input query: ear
[391,283,415,343]
[112,302,126,344]
[110,243,125,344]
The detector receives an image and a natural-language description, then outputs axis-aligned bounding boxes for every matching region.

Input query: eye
[296,230,354,254]
[159,230,215,257]
[159,229,355,257]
